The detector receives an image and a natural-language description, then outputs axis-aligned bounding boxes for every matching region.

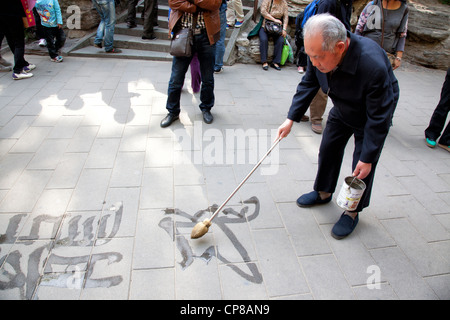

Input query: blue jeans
[92,0,116,52]
[166,32,216,115]
[214,2,227,70]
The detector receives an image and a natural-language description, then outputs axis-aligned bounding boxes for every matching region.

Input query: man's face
[304,34,345,74]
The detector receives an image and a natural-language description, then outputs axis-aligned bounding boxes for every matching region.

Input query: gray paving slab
[0,52,449,300]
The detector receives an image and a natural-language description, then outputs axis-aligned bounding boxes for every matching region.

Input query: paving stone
[370,247,438,299]
[0,55,448,300]
[299,254,355,300]
[252,229,309,297]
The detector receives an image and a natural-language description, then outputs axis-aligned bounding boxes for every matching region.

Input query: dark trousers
[425,68,450,146]
[258,27,284,64]
[43,27,66,59]
[166,32,216,115]
[314,108,382,213]
[0,16,29,73]
[126,0,140,24]
[142,0,158,37]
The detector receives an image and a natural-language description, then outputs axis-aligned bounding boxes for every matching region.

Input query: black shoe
[331,212,359,240]
[142,34,156,40]
[262,63,269,71]
[160,113,179,128]
[127,22,137,28]
[296,190,332,207]
[270,63,281,71]
[94,42,102,49]
[202,110,214,124]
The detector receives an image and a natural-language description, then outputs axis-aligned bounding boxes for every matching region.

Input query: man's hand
[277,119,294,139]
[353,161,372,180]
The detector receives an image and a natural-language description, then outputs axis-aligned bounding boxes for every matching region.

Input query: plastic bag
[281,38,294,65]
[281,39,290,65]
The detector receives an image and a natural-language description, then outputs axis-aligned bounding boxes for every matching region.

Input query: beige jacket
[260,0,289,31]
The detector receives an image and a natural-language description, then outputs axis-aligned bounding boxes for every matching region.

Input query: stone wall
[58,0,127,38]
[238,0,450,70]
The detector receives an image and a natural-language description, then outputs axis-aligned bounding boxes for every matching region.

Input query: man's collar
[336,31,359,75]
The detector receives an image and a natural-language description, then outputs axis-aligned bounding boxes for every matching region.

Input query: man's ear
[336,41,346,54]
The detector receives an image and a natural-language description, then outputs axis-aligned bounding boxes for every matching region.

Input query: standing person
[355,0,408,71]
[0,33,13,72]
[160,0,222,128]
[35,0,66,62]
[126,0,139,28]
[214,0,227,73]
[33,7,47,46]
[304,0,354,134]
[92,0,122,53]
[425,68,450,152]
[142,0,158,40]
[277,14,399,239]
[259,0,289,71]
[0,0,36,80]
[226,0,244,28]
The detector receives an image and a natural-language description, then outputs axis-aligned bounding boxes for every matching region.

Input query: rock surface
[240,0,449,70]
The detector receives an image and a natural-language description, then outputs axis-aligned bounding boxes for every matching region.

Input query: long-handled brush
[191,137,282,239]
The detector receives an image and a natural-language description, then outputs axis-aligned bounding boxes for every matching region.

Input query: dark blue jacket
[318,0,353,31]
[287,32,399,164]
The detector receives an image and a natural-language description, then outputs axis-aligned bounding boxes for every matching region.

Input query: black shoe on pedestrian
[296,190,332,207]
[160,113,179,128]
[270,63,281,71]
[202,110,214,124]
[331,212,359,240]
[127,22,137,28]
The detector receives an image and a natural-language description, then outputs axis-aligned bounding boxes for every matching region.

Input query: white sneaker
[39,38,47,47]
[23,64,36,73]
[12,72,33,80]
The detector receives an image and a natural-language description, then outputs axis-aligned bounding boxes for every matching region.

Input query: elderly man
[278,14,399,239]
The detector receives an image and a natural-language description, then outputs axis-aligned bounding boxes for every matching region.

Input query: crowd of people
[0,0,448,240]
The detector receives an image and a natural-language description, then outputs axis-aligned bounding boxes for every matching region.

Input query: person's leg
[234,0,244,22]
[126,0,139,26]
[425,69,450,146]
[196,32,216,113]
[309,90,328,133]
[226,0,236,26]
[272,34,284,65]
[142,0,156,38]
[54,27,66,53]
[44,27,58,59]
[258,28,269,66]
[314,111,353,195]
[214,1,227,72]
[103,0,116,51]
[6,17,28,73]
[92,0,106,47]
[190,53,201,93]
[166,55,192,116]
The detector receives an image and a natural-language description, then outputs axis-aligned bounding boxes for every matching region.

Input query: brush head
[191,219,212,239]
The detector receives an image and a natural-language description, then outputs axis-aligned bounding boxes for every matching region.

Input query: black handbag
[264,21,282,35]
[170,27,193,57]
[263,0,283,36]
[169,13,198,57]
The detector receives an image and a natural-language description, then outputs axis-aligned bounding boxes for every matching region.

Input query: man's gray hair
[303,13,347,52]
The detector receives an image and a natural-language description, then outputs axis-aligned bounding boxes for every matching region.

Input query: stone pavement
[0,52,449,300]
